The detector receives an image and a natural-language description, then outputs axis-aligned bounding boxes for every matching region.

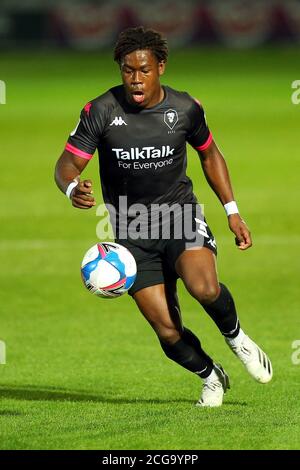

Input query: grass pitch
[0,47,299,450]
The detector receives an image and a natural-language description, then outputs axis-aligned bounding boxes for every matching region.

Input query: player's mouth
[131,90,145,104]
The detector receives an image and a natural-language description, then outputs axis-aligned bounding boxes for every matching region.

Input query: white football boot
[196,364,230,408]
[225,330,273,383]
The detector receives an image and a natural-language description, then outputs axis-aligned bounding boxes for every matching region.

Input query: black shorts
[116,204,217,296]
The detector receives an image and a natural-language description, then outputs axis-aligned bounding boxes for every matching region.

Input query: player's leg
[175,247,272,383]
[175,248,240,337]
[133,280,230,406]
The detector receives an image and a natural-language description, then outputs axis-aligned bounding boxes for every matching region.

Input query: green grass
[0,47,300,450]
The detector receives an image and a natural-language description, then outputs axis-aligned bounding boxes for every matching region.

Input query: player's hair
[114,26,168,65]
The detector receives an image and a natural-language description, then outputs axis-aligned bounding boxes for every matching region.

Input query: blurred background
[0,0,300,451]
[1,0,300,49]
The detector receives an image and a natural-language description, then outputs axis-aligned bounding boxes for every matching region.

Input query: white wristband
[224,201,239,216]
[66,180,78,199]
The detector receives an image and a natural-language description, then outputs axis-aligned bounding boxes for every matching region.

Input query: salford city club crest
[164,109,178,130]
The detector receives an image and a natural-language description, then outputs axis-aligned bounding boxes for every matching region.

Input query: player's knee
[156,325,181,344]
[187,282,220,305]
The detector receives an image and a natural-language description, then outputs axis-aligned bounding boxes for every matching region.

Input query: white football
[81,242,137,298]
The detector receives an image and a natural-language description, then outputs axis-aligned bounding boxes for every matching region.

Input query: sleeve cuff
[194,132,213,151]
[65,142,93,160]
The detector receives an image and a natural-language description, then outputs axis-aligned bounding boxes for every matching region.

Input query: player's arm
[199,141,252,250]
[55,100,101,209]
[55,150,95,209]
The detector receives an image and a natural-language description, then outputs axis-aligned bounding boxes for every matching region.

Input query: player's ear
[158,61,166,76]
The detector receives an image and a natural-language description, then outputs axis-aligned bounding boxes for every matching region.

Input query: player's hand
[71,179,96,209]
[228,214,252,250]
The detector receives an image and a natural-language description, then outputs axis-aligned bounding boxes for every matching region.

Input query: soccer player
[55,27,272,407]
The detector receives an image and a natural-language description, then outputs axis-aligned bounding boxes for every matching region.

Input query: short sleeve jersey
[66,85,213,211]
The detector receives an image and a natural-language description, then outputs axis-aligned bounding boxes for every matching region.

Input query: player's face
[120,49,165,108]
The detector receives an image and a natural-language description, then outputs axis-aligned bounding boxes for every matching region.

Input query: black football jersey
[66,85,212,213]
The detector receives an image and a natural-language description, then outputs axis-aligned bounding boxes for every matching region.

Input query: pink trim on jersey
[195,132,213,151]
[65,143,93,160]
[84,102,92,115]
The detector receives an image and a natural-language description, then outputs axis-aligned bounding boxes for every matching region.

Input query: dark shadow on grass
[223,401,248,406]
[0,384,194,405]
[0,385,248,407]
[0,410,24,416]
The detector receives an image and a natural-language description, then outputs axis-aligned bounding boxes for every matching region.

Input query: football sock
[202,283,240,338]
[159,329,213,379]
[182,327,214,366]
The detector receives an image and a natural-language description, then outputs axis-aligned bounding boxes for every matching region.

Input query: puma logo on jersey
[112,146,174,160]
[109,116,127,126]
